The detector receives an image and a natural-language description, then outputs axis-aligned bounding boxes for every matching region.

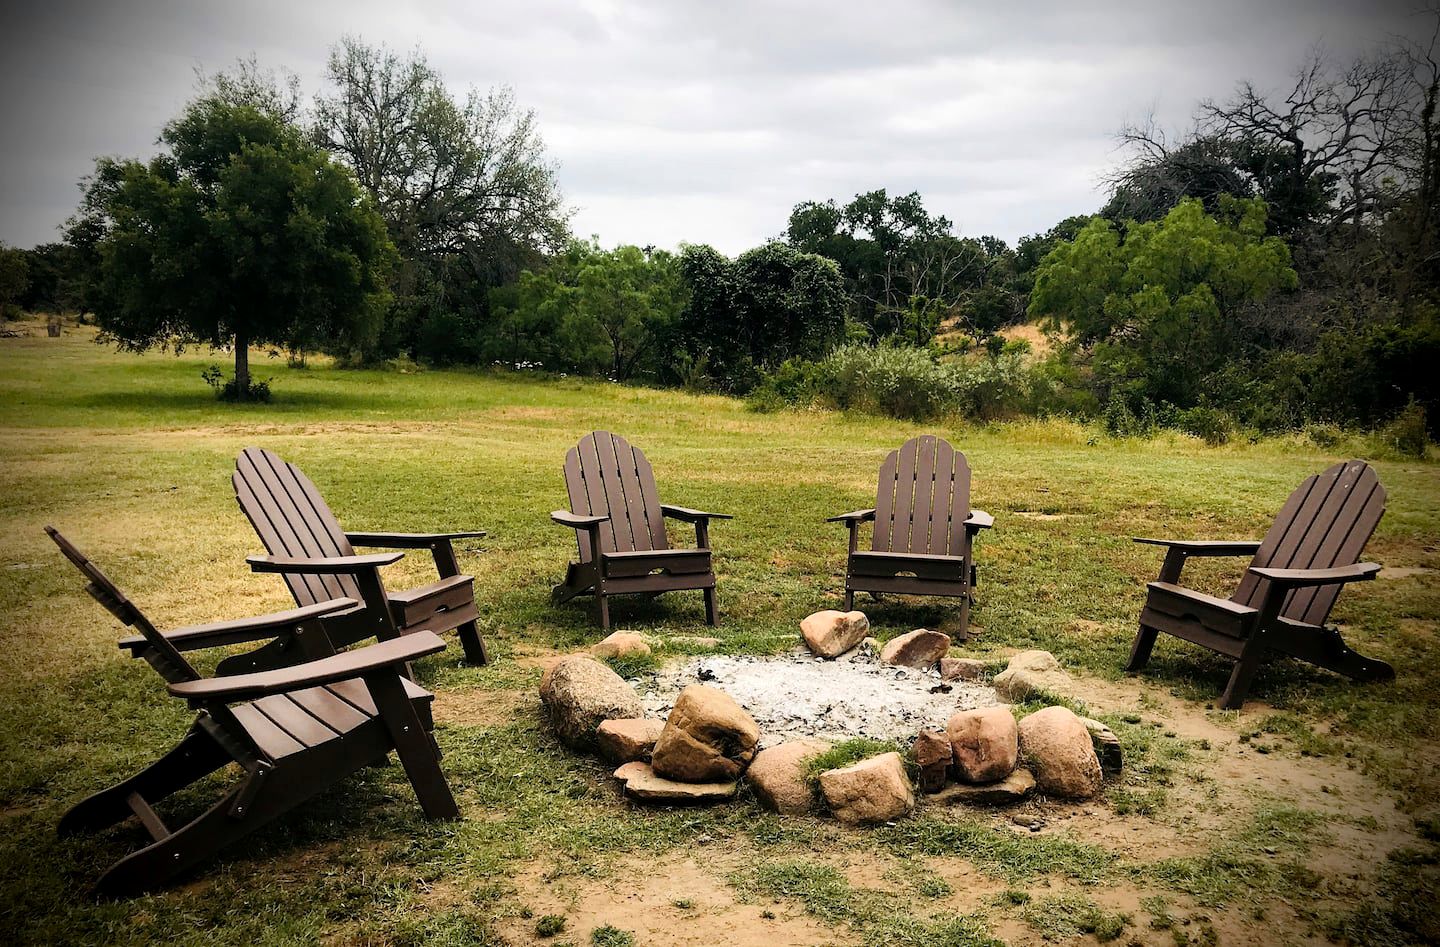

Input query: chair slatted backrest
[233,448,361,608]
[1232,460,1386,626]
[872,435,972,556]
[563,431,668,562]
[45,527,200,684]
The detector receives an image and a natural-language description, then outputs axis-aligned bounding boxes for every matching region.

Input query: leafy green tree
[0,244,29,318]
[1029,197,1297,406]
[73,80,394,397]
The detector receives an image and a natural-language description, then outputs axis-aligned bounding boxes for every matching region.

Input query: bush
[821,344,958,420]
[1382,399,1431,458]
[1175,405,1234,446]
[201,365,272,402]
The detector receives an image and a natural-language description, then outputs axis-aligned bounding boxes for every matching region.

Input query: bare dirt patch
[432,687,531,728]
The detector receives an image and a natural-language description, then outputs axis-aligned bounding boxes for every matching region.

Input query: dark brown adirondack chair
[828,435,993,637]
[551,431,730,630]
[233,447,488,668]
[1127,459,1393,709]
[45,527,459,897]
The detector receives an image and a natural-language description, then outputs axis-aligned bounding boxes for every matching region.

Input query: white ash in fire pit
[638,648,1003,747]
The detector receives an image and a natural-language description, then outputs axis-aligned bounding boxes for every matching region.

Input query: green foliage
[590,925,635,947]
[535,914,567,937]
[1382,399,1431,458]
[1029,197,1297,408]
[1021,894,1129,942]
[200,364,272,403]
[75,74,394,398]
[0,244,30,318]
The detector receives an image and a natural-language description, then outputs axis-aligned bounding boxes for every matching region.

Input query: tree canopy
[73,78,395,396]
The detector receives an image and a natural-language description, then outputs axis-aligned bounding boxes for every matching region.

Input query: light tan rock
[880,629,952,669]
[613,762,737,804]
[928,768,1035,806]
[746,738,831,815]
[1078,716,1123,776]
[801,610,871,658]
[946,706,1019,783]
[539,655,643,750]
[595,717,665,764]
[1018,706,1104,799]
[590,631,652,660]
[993,650,1074,701]
[651,684,760,782]
[913,730,952,793]
[940,657,986,681]
[818,752,915,824]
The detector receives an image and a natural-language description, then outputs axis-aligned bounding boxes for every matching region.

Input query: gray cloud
[0,0,1420,253]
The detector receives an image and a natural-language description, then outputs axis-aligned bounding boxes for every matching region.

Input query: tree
[1029,197,1297,407]
[314,38,568,359]
[0,244,29,319]
[73,76,394,397]
[1103,127,1254,223]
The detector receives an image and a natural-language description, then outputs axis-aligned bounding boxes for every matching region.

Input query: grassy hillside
[1,326,1436,945]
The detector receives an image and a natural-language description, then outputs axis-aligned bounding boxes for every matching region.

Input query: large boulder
[1078,716,1124,776]
[993,650,1074,701]
[880,629,951,669]
[747,738,831,815]
[539,655,643,750]
[613,762,737,804]
[818,752,915,824]
[929,768,1035,806]
[590,631,652,660]
[913,730,953,794]
[651,684,760,782]
[946,707,1019,783]
[595,717,665,764]
[940,657,986,682]
[801,610,870,658]
[1018,706,1103,799]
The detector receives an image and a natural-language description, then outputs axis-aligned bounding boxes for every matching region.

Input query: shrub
[201,364,272,402]
[819,343,958,420]
[1382,399,1430,458]
[1176,406,1234,446]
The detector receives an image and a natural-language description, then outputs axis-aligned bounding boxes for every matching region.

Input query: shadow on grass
[72,387,386,416]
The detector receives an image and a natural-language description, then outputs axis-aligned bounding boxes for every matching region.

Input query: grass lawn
[1,323,1437,946]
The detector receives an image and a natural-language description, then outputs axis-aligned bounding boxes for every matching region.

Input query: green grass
[1,328,1438,944]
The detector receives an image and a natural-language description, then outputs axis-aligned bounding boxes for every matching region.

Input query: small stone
[1078,716,1124,776]
[940,657,986,681]
[913,730,953,794]
[651,684,760,782]
[590,631,652,660]
[842,637,880,662]
[880,629,951,669]
[747,739,831,814]
[801,610,871,658]
[818,752,915,824]
[993,650,1074,701]
[1017,706,1103,799]
[929,768,1035,806]
[946,706,1019,783]
[595,717,665,764]
[539,655,643,750]
[613,762,737,804]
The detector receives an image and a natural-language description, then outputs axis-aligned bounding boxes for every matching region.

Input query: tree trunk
[234,328,250,397]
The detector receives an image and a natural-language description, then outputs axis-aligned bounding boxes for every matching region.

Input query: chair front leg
[1127,547,1192,673]
[364,670,459,819]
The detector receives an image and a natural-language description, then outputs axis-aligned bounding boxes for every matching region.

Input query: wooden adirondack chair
[551,431,731,630]
[233,447,488,668]
[45,527,459,897]
[1127,459,1394,709]
[828,435,993,637]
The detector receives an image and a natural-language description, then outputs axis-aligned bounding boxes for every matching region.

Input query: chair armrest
[346,531,486,548]
[552,510,609,528]
[1249,563,1381,588]
[1133,538,1262,556]
[661,504,732,522]
[168,631,447,704]
[965,509,995,530]
[120,598,358,656]
[826,508,877,524]
[247,552,404,575]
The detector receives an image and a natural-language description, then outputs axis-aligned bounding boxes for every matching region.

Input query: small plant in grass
[671,897,694,909]
[590,924,635,946]
[1020,894,1128,942]
[535,914,567,937]
[999,889,1031,905]
[601,651,660,678]
[201,364,272,402]
[803,738,907,785]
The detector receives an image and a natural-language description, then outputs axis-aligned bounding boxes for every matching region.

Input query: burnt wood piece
[827,435,992,638]
[551,431,730,630]
[232,447,488,666]
[1127,459,1393,709]
[44,527,459,896]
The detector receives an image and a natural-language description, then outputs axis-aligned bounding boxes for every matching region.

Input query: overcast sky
[0,1,1423,254]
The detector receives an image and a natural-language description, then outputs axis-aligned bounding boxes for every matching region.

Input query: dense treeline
[1,23,1434,445]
